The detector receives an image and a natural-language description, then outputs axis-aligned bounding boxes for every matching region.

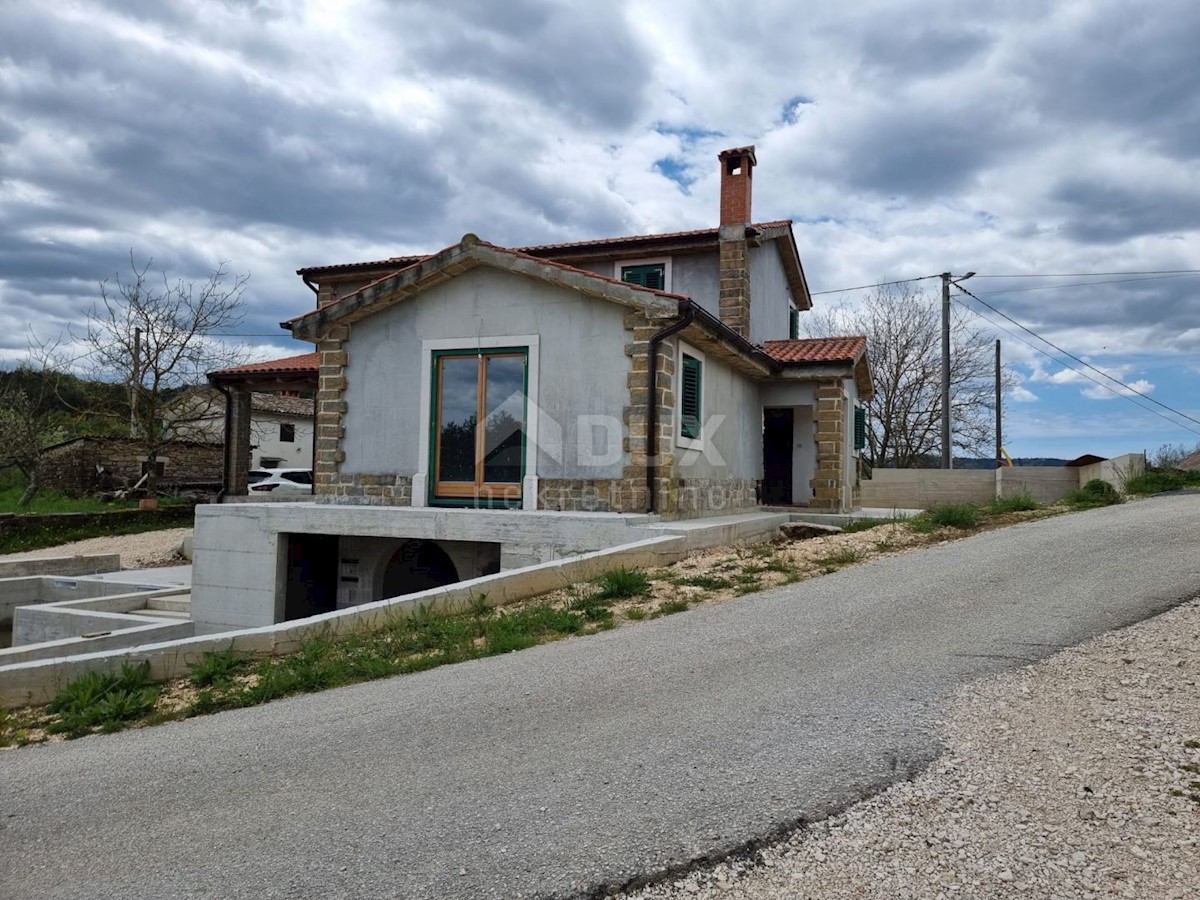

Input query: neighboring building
[212,145,872,514]
[1178,449,1200,472]
[170,389,315,471]
[39,437,223,496]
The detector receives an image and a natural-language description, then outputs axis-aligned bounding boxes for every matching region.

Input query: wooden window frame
[428,347,529,508]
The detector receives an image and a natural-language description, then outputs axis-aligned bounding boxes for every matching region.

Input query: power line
[973,269,1200,278]
[952,285,1200,436]
[810,275,939,296]
[969,272,1200,297]
[950,296,1200,439]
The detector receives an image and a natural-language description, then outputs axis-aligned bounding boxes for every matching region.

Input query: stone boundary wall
[40,439,222,496]
[996,467,1078,503]
[0,535,688,707]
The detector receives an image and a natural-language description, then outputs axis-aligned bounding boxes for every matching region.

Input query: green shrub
[593,567,652,600]
[1124,470,1186,494]
[929,503,980,528]
[987,494,1040,514]
[1064,478,1121,509]
[47,661,160,736]
[188,648,246,688]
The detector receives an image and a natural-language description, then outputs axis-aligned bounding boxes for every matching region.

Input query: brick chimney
[717,145,756,339]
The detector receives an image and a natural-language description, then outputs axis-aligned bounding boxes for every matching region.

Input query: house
[167,388,315,471]
[212,145,871,515]
[38,436,223,496]
[192,147,872,629]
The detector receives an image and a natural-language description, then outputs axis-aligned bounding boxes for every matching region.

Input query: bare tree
[0,366,65,506]
[1150,442,1200,469]
[70,253,250,490]
[804,284,1013,468]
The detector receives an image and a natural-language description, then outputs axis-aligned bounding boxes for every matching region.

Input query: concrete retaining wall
[996,467,1078,503]
[0,554,120,580]
[0,534,688,708]
[859,469,995,509]
[861,454,1146,509]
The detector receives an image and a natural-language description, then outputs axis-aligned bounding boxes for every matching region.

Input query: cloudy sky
[2,0,1198,458]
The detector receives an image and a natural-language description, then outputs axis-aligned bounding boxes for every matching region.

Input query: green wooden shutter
[788,307,799,339]
[621,264,665,291]
[681,354,702,439]
[854,405,866,450]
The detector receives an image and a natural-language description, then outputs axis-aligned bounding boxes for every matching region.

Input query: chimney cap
[717,145,757,166]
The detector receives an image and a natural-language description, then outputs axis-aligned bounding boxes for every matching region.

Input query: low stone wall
[40,439,222,496]
[859,469,995,509]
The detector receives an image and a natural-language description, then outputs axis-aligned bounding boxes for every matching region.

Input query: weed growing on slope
[988,494,1040,514]
[1063,479,1122,509]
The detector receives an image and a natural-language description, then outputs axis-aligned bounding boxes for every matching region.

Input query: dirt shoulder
[0,527,191,570]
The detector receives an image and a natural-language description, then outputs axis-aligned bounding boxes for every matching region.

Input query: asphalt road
[3,495,1199,900]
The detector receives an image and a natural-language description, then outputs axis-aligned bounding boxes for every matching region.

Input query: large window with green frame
[430,348,528,505]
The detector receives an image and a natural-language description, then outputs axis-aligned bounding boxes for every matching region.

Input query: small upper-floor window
[280,423,295,442]
[620,263,667,291]
[680,353,703,441]
[789,306,800,340]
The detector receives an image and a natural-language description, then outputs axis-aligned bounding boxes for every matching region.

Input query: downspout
[646,302,696,514]
[301,275,318,296]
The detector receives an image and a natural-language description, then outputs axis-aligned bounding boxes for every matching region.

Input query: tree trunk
[18,469,39,508]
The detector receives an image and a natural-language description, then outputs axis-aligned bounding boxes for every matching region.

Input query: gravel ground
[0,527,192,570]
[613,597,1200,900]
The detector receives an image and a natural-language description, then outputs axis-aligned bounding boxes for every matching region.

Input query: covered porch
[207,352,319,497]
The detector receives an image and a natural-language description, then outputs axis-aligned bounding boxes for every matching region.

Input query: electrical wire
[950,297,1200,439]
[951,289,1200,438]
[972,269,1200,278]
[967,272,1200,297]
[810,275,939,296]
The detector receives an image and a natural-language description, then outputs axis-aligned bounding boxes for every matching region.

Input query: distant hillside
[954,457,1069,469]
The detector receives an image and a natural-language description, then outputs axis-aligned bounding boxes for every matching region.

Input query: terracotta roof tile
[211,352,319,376]
[296,221,795,275]
[761,336,868,364]
[250,393,314,416]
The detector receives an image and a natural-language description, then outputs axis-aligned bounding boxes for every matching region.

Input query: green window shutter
[854,405,867,450]
[621,264,666,291]
[788,307,799,340]
[681,354,702,440]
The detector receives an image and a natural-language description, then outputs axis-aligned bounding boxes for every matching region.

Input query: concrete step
[126,608,191,621]
[145,595,190,613]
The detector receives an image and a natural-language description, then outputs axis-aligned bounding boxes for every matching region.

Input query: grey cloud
[378,0,653,129]
[1051,179,1200,243]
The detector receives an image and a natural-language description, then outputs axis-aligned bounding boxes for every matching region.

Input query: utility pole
[995,339,1002,468]
[940,271,975,469]
[130,326,141,438]
[941,273,951,469]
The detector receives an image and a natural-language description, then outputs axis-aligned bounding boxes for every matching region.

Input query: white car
[248,468,313,494]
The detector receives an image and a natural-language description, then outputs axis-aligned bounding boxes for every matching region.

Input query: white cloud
[1010,385,1038,402]
[1081,379,1155,401]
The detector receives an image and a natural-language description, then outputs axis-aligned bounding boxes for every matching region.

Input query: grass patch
[0,504,195,555]
[987,494,1041,514]
[841,517,895,534]
[624,608,648,621]
[816,548,863,568]
[1063,478,1122,510]
[763,557,794,574]
[671,574,733,590]
[188,648,246,688]
[655,599,689,616]
[593,568,652,601]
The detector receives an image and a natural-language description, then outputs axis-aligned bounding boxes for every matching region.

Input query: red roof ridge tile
[762,336,868,364]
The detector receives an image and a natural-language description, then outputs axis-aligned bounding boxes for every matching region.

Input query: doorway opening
[380,539,460,600]
[762,407,794,505]
[284,534,340,620]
